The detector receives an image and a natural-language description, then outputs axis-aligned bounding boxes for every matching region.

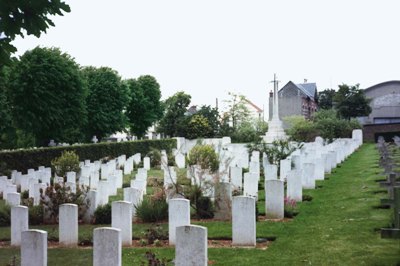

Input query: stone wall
[363,123,400,142]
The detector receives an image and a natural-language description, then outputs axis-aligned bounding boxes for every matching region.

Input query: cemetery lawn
[1,143,399,265]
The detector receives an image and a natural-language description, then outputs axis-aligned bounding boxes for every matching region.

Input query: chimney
[304,79,308,83]
[269,90,273,98]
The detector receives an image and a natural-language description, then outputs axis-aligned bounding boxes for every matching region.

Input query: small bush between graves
[284,197,298,218]
[187,144,219,173]
[94,203,112,224]
[51,150,80,178]
[29,206,44,225]
[140,225,168,245]
[136,190,168,223]
[41,184,89,223]
[0,139,176,173]
[0,204,11,226]
[184,184,215,219]
[146,148,161,168]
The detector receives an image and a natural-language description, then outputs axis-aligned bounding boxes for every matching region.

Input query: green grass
[0,144,399,265]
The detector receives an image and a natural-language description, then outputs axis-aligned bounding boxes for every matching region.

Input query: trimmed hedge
[0,139,176,173]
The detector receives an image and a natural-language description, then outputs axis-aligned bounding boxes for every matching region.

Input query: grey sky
[13,0,400,112]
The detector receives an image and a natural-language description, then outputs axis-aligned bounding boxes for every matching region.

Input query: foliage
[94,203,112,224]
[313,109,362,142]
[186,115,213,139]
[284,116,319,142]
[230,119,268,143]
[183,184,215,219]
[126,76,164,138]
[157,91,191,137]
[81,66,129,141]
[51,150,80,178]
[196,105,220,136]
[147,148,161,168]
[318,89,336,109]
[140,225,168,245]
[0,66,13,148]
[9,47,87,146]
[0,139,176,173]
[41,183,89,223]
[136,190,168,223]
[141,251,168,266]
[334,84,372,120]
[248,139,298,166]
[0,204,11,226]
[0,0,70,66]
[187,145,219,173]
[29,206,45,225]
[284,197,298,218]
[223,92,251,129]
[284,111,362,143]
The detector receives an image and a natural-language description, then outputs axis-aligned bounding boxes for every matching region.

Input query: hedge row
[0,139,177,174]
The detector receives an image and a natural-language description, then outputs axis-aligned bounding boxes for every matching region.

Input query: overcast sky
[12,0,400,111]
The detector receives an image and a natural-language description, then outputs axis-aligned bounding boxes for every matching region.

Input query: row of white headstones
[6,129,364,266]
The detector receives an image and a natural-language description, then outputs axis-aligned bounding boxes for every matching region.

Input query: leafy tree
[186,115,213,139]
[318,89,336,109]
[0,0,70,66]
[196,105,220,137]
[224,92,251,129]
[126,75,163,138]
[0,66,11,136]
[157,91,191,137]
[334,84,372,120]
[9,47,87,146]
[81,66,129,140]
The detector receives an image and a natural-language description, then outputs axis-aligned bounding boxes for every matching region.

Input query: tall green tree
[224,92,251,129]
[9,47,87,146]
[318,89,336,109]
[82,66,129,141]
[126,75,163,138]
[196,105,220,137]
[334,84,372,120]
[0,0,70,66]
[157,91,191,137]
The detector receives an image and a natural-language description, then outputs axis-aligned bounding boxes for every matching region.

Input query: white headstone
[265,180,284,219]
[143,157,150,170]
[230,166,242,189]
[175,153,186,168]
[279,158,291,181]
[11,205,28,246]
[287,170,302,202]
[169,198,190,245]
[93,227,121,266]
[175,225,208,266]
[6,192,21,206]
[21,230,47,266]
[243,172,258,198]
[112,201,132,246]
[302,163,315,189]
[123,187,143,217]
[59,203,78,246]
[265,164,278,181]
[232,196,256,246]
[66,172,76,183]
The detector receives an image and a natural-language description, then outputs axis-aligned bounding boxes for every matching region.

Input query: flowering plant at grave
[284,197,298,218]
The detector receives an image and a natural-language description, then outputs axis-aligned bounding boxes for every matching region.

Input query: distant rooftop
[295,83,317,99]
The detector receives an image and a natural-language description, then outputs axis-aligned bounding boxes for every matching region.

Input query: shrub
[0,139,176,173]
[41,183,89,223]
[29,206,44,225]
[141,225,168,244]
[136,191,168,223]
[94,203,112,224]
[0,204,11,226]
[284,197,298,218]
[146,148,161,168]
[51,150,80,178]
[184,184,214,219]
[187,144,219,173]
[186,115,213,139]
